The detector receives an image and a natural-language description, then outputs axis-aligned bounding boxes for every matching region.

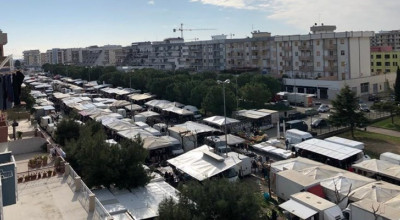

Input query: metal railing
[94,198,112,220]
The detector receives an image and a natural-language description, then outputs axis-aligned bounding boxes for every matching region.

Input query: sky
[1,0,400,59]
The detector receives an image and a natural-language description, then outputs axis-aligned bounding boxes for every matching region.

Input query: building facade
[0,30,6,58]
[371,30,400,51]
[370,46,400,74]
[23,50,41,67]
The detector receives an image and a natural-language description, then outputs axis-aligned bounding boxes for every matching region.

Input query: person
[285,139,290,150]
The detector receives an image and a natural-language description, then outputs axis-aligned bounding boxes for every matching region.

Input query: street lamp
[217,79,230,156]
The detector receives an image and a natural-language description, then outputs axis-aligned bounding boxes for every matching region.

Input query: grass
[338,130,400,159]
[371,116,400,131]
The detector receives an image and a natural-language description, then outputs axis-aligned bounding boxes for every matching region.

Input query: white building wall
[337,38,349,80]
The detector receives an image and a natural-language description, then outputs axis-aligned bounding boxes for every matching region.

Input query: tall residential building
[225,31,274,73]
[370,46,400,74]
[0,30,7,58]
[40,53,47,66]
[186,35,227,71]
[280,24,394,99]
[371,30,400,51]
[23,50,41,67]
[46,48,64,64]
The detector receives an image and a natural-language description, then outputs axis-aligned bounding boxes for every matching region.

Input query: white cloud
[148,0,155,5]
[190,0,400,32]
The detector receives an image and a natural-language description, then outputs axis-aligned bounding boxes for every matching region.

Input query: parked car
[311,118,328,128]
[359,103,370,112]
[318,104,330,113]
[280,120,308,132]
[288,111,307,120]
[304,108,319,116]
[368,94,380,102]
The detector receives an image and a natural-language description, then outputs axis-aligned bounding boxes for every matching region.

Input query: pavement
[366,126,400,137]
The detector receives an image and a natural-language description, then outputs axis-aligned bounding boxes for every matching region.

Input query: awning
[279,199,317,219]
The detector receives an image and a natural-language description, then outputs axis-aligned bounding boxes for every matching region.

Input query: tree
[240,82,271,109]
[158,179,267,220]
[371,101,400,124]
[55,119,81,146]
[202,86,235,116]
[329,85,368,138]
[395,66,400,102]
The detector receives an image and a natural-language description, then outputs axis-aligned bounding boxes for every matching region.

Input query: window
[316,51,320,56]
[393,54,398,58]
[340,39,345,44]
[360,83,369,93]
[341,50,345,55]
[279,52,282,57]
[371,62,374,66]
[341,61,346,67]
[280,62,283,66]
[386,69,390,72]
[317,62,320,67]
[376,54,382,59]
[295,62,299,66]
[371,55,373,59]
[371,69,374,72]
[394,62,398,66]
[385,54,390,59]
[279,43,282,47]
[376,62,382,66]
[316,40,320,46]
[295,52,298,56]
[295,41,298,46]
[385,62,390,66]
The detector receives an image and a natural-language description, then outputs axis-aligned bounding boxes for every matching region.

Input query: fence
[94,198,112,220]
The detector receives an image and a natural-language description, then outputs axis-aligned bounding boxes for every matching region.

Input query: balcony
[299,45,312,51]
[324,44,337,50]
[299,66,314,72]
[283,46,292,51]
[282,56,292,61]
[299,55,313,61]
[324,66,338,72]
[324,55,337,61]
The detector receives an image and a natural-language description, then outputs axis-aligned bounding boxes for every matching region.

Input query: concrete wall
[0,137,47,155]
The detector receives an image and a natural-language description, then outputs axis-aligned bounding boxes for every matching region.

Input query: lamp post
[217,79,230,156]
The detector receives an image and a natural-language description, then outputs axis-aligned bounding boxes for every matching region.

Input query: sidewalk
[366,126,400,137]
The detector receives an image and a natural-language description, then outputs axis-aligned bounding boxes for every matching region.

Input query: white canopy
[381,166,400,181]
[235,109,270,119]
[117,127,154,140]
[295,138,362,161]
[167,145,246,181]
[300,166,342,181]
[110,100,131,108]
[324,136,364,150]
[279,199,317,219]
[129,93,154,101]
[271,157,323,174]
[217,134,245,146]
[105,119,135,132]
[174,121,219,134]
[164,106,193,116]
[352,159,394,174]
[143,136,180,150]
[203,116,240,126]
[125,104,143,111]
[136,111,160,118]
[350,181,400,203]
[252,142,293,159]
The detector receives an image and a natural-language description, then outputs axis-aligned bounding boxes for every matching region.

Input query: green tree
[20,87,35,111]
[55,119,81,146]
[158,179,266,220]
[371,101,400,124]
[395,66,400,102]
[202,85,235,116]
[329,85,369,138]
[240,82,271,109]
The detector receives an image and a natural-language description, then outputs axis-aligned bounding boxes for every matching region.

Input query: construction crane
[173,23,215,39]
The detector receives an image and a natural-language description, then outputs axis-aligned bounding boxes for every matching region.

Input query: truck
[279,192,345,220]
[277,92,314,107]
[380,152,400,165]
[285,129,313,148]
[325,136,364,150]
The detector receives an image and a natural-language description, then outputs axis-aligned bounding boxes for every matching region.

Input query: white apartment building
[23,50,41,67]
[371,30,400,51]
[146,38,188,70]
[275,24,376,99]
[45,48,64,64]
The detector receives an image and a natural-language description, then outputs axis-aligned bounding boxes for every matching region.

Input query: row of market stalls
[352,159,400,185]
[271,157,400,220]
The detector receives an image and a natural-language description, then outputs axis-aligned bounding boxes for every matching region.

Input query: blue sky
[1,0,399,58]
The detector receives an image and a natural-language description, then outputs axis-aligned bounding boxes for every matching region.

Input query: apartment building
[186,35,226,71]
[370,46,400,74]
[46,48,64,64]
[23,50,41,67]
[63,48,83,65]
[0,30,6,58]
[279,24,393,99]
[40,53,47,66]
[225,31,274,73]
[371,30,400,51]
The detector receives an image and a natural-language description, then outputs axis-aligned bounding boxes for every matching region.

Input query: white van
[183,105,201,119]
[286,129,313,147]
[380,152,400,165]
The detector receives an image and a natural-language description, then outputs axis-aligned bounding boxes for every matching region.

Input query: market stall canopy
[350,199,400,220]
[129,93,154,101]
[252,142,293,159]
[136,111,160,118]
[352,159,394,174]
[163,106,193,116]
[203,116,240,126]
[320,172,374,195]
[235,109,270,119]
[174,121,219,134]
[117,127,154,140]
[217,134,245,146]
[104,119,135,132]
[124,104,143,112]
[143,136,180,150]
[79,108,111,117]
[110,100,131,108]
[95,113,123,122]
[349,181,400,203]
[167,145,245,181]
[279,199,317,219]
[381,166,400,181]
[270,157,324,173]
[295,139,362,161]
[300,166,343,181]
